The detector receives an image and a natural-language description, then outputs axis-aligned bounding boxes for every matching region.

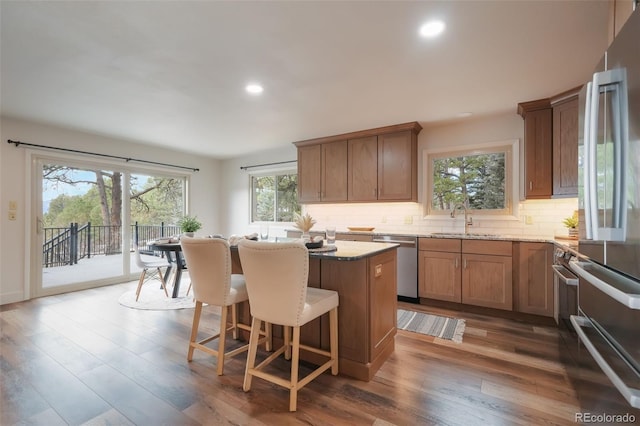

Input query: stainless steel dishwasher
[372,234,418,303]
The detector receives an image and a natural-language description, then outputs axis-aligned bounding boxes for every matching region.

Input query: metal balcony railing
[42,222,180,267]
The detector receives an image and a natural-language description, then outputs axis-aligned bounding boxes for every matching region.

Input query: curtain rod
[240,160,297,170]
[7,139,199,172]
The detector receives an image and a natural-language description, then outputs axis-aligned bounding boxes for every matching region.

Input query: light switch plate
[9,200,17,211]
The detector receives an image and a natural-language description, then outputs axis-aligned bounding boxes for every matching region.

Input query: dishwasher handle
[372,238,416,247]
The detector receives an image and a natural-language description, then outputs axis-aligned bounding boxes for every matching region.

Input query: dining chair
[180,237,270,376]
[237,239,339,412]
[134,244,170,302]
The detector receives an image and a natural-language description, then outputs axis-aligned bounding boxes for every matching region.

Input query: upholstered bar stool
[180,237,270,376]
[237,239,339,412]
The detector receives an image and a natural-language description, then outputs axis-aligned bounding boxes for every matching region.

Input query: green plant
[178,215,202,233]
[562,213,579,229]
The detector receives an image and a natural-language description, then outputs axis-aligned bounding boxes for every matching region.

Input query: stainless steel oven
[552,246,579,362]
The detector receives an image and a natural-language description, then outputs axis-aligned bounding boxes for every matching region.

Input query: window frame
[249,168,300,224]
[423,139,520,219]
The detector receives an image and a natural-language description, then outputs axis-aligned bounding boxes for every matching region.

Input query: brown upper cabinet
[294,122,422,203]
[552,94,579,196]
[518,99,553,199]
[348,136,378,201]
[297,140,348,202]
[518,86,580,199]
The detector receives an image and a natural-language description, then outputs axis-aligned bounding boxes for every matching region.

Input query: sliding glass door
[34,155,186,297]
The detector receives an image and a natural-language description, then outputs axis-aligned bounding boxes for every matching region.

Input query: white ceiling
[1,1,611,159]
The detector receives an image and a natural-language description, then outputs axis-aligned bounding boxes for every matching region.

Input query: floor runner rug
[397,309,466,343]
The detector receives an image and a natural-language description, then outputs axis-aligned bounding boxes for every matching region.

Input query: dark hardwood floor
[1,281,583,425]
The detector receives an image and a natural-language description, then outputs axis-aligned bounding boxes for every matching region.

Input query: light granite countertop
[287,228,579,250]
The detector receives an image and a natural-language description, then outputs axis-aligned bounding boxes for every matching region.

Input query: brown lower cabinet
[418,238,462,302]
[419,238,513,311]
[515,241,554,317]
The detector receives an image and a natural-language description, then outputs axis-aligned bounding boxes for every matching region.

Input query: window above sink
[423,139,520,220]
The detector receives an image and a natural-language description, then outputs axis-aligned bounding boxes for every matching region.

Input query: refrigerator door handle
[570,315,640,409]
[583,81,594,240]
[587,68,629,242]
[569,260,640,309]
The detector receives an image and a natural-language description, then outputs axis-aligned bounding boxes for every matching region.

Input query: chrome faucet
[450,203,473,234]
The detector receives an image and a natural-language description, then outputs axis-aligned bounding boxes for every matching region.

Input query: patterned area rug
[397,309,466,343]
[118,279,195,310]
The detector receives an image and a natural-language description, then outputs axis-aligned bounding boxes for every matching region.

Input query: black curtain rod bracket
[240,160,297,171]
[7,139,199,172]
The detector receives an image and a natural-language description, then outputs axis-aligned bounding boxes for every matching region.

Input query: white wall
[0,116,221,304]
[220,144,297,238]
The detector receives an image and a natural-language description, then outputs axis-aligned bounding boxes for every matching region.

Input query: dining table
[148,242,187,298]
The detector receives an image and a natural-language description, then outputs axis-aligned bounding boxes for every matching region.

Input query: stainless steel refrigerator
[573,7,640,415]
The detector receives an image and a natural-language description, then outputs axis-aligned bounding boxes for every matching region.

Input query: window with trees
[251,171,300,222]
[43,165,185,228]
[425,144,513,216]
[42,164,185,263]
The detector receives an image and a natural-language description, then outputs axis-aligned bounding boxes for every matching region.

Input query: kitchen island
[231,240,398,382]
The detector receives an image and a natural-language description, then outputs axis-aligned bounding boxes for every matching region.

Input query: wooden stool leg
[330,307,339,375]
[231,304,238,340]
[289,326,301,412]
[243,317,262,392]
[264,322,272,351]
[216,305,229,376]
[188,301,203,361]
[284,326,291,360]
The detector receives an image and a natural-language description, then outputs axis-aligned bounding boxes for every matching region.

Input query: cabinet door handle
[455,258,459,269]
[464,259,468,269]
[529,181,532,191]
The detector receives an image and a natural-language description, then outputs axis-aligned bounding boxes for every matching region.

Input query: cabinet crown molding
[549,85,581,106]
[293,121,422,147]
[517,85,582,117]
[517,99,551,117]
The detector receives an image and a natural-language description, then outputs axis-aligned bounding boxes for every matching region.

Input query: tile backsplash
[303,198,578,238]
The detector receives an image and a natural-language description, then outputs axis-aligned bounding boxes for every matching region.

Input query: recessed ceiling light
[457,112,473,118]
[245,83,263,95]
[419,20,445,38]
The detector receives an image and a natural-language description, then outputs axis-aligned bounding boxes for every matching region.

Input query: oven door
[552,263,579,363]
[552,264,578,324]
